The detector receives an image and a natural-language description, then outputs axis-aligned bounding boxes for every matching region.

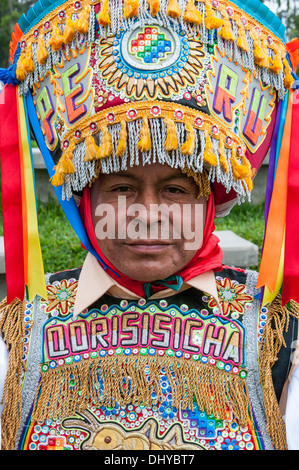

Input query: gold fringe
[283,58,294,90]
[63,16,76,44]
[181,167,211,200]
[32,355,251,427]
[203,132,218,166]
[47,23,64,52]
[0,297,30,450]
[84,135,101,161]
[218,17,235,42]
[259,295,299,450]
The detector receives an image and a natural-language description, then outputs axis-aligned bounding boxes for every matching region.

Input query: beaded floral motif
[41,279,78,316]
[204,276,254,318]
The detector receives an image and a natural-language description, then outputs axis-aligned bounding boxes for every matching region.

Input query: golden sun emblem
[95,27,206,100]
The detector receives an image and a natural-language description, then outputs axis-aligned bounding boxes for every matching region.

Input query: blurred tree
[0,0,33,68]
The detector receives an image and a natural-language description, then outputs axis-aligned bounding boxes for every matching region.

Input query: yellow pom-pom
[124,0,139,18]
[164,118,178,151]
[244,175,253,192]
[269,53,283,74]
[16,61,27,82]
[48,24,64,52]
[22,50,35,73]
[181,123,195,155]
[84,135,101,161]
[203,132,217,166]
[283,58,294,89]
[63,17,76,44]
[115,121,127,157]
[137,117,151,152]
[36,35,48,65]
[50,162,65,187]
[253,38,269,68]
[148,0,160,16]
[97,0,111,26]
[219,17,235,41]
[98,125,113,159]
[231,152,251,180]
[204,6,223,30]
[60,152,75,174]
[183,0,202,24]
[76,7,90,34]
[166,0,181,18]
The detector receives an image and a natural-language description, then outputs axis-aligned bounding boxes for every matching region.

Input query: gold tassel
[231,150,251,180]
[259,295,299,449]
[236,21,249,52]
[166,0,181,18]
[283,58,294,90]
[137,117,151,152]
[244,175,253,192]
[219,139,229,173]
[16,55,27,81]
[0,297,29,450]
[252,35,269,68]
[63,17,76,44]
[115,120,127,157]
[22,50,35,74]
[181,123,195,155]
[84,135,101,161]
[124,0,139,18]
[218,17,235,41]
[203,132,217,166]
[97,0,111,26]
[47,24,64,52]
[36,34,48,65]
[98,125,113,159]
[269,52,283,75]
[164,118,178,151]
[60,151,75,175]
[148,0,160,16]
[76,6,91,34]
[204,5,223,30]
[183,0,202,24]
[50,161,65,186]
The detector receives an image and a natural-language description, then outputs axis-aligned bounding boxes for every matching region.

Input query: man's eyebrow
[108,171,191,182]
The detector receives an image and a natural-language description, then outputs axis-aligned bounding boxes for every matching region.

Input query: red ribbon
[0,85,25,302]
[283,91,299,305]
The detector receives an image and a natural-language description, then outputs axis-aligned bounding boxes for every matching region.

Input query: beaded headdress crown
[0,0,298,305]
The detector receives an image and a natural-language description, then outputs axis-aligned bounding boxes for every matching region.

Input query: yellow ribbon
[18,94,47,301]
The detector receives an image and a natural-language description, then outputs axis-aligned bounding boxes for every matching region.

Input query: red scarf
[79,186,223,297]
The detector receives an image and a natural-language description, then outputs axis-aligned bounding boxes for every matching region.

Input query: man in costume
[1,0,299,451]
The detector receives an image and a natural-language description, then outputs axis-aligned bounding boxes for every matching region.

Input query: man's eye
[112,186,133,192]
[165,187,184,194]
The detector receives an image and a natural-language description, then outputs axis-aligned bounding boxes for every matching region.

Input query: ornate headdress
[0,0,298,305]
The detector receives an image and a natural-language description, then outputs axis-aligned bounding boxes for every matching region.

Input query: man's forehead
[101,164,192,182]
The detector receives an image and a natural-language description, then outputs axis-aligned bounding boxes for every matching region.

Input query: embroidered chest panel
[19,268,271,450]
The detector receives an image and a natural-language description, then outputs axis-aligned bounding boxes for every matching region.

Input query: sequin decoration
[204,276,254,318]
[40,279,78,316]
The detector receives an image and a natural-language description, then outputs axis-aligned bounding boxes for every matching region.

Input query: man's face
[91,162,206,282]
